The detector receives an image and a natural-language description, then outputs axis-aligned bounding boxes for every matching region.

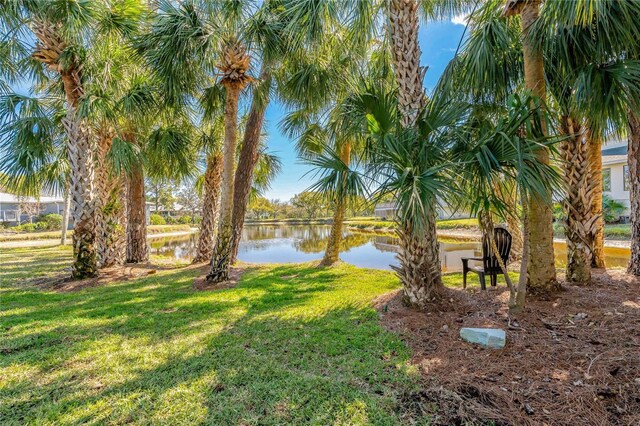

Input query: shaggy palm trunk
[520,0,558,293]
[95,131,127,268]
[193,152,223,263]
[32,20,99,278]
[627,111,640,275]
[388,0,426,127]
[229,68,270,263]
[321,144,351,266]
[587,134,606,268]
[559,116,594,283]
[396,217,443,307]
[389,0,442,304]
[126,163,149,263]
[62,79,99,279]
[61,182,71,245]
[207,83,243,282]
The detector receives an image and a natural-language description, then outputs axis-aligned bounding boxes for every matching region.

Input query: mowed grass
[1,246,429,425]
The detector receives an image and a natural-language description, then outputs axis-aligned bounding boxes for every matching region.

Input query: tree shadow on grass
[1,261,413,424]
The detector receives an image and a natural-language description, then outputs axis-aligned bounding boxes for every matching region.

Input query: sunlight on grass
[0,247,425,424]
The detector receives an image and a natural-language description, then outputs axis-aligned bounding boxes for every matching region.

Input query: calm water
[149,224,631,271]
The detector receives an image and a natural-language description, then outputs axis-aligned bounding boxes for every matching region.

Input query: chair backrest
[481,227,512,273]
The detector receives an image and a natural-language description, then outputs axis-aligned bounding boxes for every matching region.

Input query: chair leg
[479,272,486,290]
[463,268,467,289]
[491,274,497,287]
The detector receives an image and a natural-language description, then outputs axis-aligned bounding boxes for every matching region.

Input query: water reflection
[149,224,631,271]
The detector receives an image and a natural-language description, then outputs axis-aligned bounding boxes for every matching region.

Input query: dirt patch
[28,263,184,292]
[193,266,248,291]
[377,270,640,426]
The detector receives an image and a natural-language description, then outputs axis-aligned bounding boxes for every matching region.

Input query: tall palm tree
[192,120,224,264]
[1,1,145,278]
[503,0,557,292]
[205,38,253,282]
[454,93,560,310]
[628,111,640,275]
[533,0,640,280]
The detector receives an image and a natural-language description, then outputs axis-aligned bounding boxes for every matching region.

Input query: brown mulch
[192,266,248,291]
[27,263,184,292]
[376,269,640,426]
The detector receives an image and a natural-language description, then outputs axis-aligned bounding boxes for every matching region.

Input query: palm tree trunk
[32,19,98,278]
[513,192,530,311]
[61,70,99,279]
[388,0,442,304]
[321,143,351,266]
[396,214,443,307]
[627,110,640,275]
[126,162,149,263]
[559,116,593,283]
[61,181,71,245]
[207,83,242,283]
[520,0,558,293]
[388,0,426,128]
[321,199,346,266]
[230,68,270,263]
[193,152,223,263]
[94,129,127,268]
[587,133,606,268]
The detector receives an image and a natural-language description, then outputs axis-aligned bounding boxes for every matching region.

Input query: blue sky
[262,18,466,201]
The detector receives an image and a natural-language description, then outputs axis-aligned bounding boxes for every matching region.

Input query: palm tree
[139,0,285,282]
[206,38,253,282]
[192,126,224,263]
[1,1,146,278]
[533,0,640,280]
[503,0,558,292]
[629,111,640,275]
[453,93,560,310]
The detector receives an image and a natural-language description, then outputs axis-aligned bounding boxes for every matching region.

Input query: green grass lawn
[0,246,504,424]
[2,246,427,425]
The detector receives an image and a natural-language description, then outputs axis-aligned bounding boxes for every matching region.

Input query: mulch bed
[376,269,640,426]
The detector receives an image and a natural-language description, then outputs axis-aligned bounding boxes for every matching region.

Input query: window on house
[602,168,611,192]
[624,165,630,191]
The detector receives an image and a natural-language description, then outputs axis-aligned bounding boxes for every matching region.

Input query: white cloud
[451,13,470,26]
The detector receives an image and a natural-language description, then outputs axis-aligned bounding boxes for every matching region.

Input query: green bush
[38,213,63,230]
[150,214,166,225]
[15,223,38,232]
[165,216,177,224]
[178,215,192,224]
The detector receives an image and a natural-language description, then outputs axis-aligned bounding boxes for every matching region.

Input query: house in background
[374,200,469,220]
[0,192,66,226]
[601,141,630,218]
[374,140,633,222]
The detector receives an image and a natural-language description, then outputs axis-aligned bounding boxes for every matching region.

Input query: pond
[149,224,631,271]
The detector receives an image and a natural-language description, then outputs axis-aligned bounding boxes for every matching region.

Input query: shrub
[38,213,63,230]
[178,215,192,224]
[165,216,177,224]
[16,223,38,232]
[150,214,166,225]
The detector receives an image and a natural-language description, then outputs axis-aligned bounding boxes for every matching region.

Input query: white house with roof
[0,192,66,226]
[601,141,630,216]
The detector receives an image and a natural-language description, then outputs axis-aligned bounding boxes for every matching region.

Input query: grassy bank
[0,224,194,242]
[0,246,504,424]
[553,223,632,240]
